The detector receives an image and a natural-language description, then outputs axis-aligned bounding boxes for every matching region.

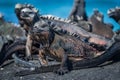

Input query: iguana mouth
[107,11,114,18]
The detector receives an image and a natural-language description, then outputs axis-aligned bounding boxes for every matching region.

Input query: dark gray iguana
[68,0,88,21]
[89,9,114,38]
[108,6,120,25]
[15,1,114,39]
[14,3,114,46]
[10,26,100,75]
[1,20,115,75]
[107,7,120,41]
[68,0,114,38]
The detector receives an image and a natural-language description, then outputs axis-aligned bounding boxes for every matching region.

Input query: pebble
[0,68,4,70]
[20,77,23,79]
[43,76,46,78]
[30,67,35,71]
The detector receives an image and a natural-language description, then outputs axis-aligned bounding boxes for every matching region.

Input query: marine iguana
[15,3,113,46]
[15,3,114,39]
[5,3,114,67]
[89,9,114,38]
[108,6,120,25]
[25,20,100,75]
[107,7,120,41]
[68,0,113,38]
[68,0,88,21]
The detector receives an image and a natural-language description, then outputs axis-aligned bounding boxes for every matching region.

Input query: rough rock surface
[0,21,26,52]
[0,60,120,80]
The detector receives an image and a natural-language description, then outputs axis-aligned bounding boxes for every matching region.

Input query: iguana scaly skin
[43,32,98,75]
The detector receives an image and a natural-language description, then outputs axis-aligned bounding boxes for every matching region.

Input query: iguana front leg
[38,49,48,66]
[26,34,32,60]
[54,52,69,75]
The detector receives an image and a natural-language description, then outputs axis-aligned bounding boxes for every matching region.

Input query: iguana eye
[41,25,46,28]
[21,11,24,13]
[34,26,37,28]
[28,12,34,14]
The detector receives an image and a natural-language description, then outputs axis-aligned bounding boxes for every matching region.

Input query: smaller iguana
[108,6,120,25]
[22,19,101,75]
[107,7,120,41]
[89,9,114,38]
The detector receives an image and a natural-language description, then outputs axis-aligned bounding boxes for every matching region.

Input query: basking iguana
[15,2,114,39]
[14,3,114,46]
[68,0,88,21]
[30,22,101,75]
[107,7,120,41]
[68,0,114,38]
[40,0,114,39]
[9,3,115,64]
[108,6,120,25]
[13,5,115,65]
[14,21,100,74]
[1,25,102,75]
[89,9,114,38]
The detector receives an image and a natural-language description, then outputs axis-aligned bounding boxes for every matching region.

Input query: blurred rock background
[0,13,25,52]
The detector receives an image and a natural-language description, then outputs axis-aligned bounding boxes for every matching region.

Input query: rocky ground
[0,59,120,80]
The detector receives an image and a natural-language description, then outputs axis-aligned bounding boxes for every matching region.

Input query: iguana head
[92,9,104,22]
[20,8,35,21]
[15,3,39,25]
[108,7,120,24]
